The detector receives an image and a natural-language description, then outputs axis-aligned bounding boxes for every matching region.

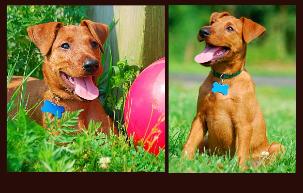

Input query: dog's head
[195,11,265,67]
[27,20,109,101]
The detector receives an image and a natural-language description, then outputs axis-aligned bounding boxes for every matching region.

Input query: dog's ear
[80,20,109,53]
[241,17,266,44]
[210,11,231,24]
[27,22,63,56]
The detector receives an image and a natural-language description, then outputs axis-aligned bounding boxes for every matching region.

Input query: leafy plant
[7,108,46,171]
[7,108,164,172]
[100,60,140,134]
[97,18,141,131]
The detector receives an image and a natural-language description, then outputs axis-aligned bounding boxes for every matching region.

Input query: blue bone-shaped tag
[41,100,65,119]
[211,82,229,95]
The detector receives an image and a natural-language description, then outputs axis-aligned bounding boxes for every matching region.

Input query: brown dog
[182,12,284,168]
[7,20,116,135]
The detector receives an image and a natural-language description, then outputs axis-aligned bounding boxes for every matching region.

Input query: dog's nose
[83,59,99,73]
[199,27,211,38]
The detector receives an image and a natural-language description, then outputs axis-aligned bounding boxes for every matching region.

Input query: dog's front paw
[238,156,251,171]
[182,147,195,160]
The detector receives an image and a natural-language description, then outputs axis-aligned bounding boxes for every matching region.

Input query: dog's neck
[212,58,245,75]
[44,90,64,103]
[43,90,90,112]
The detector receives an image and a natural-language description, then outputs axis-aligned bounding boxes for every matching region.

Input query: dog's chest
[43,97,90,129]
[202,90,235,112]
[202,91,236,150]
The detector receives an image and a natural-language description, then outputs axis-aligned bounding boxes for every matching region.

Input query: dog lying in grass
[7,20,117,135]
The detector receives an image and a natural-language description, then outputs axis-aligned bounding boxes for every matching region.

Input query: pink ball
[124,57,165,155]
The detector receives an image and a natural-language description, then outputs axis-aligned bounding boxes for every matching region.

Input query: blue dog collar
[41,100,65,119]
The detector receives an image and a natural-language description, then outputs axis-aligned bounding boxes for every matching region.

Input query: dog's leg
[234,122,253,169]
[182,115,206,159]
[88,100,117,135]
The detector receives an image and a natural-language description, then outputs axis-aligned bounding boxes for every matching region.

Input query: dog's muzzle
[83,59,99,74]
[198,26,211,41]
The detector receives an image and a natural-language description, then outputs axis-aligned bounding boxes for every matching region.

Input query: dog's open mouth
[194,43,230,64]
[60,72,99,100]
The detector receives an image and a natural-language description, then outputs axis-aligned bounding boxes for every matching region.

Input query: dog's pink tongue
[195,46,221,64]
[74,76,99,100]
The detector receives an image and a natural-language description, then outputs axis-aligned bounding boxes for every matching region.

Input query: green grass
[169,82,296,173]
[7,108,165,172]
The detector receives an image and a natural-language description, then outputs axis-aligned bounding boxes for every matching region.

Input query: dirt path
[169,73,296,87]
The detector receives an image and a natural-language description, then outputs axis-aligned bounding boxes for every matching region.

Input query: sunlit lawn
[169,81,296,173]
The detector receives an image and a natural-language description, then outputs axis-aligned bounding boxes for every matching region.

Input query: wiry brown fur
[7,20,117,135]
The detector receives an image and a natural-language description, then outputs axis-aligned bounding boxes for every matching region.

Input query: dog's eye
[91,41,99,49]
[61,43,70,49]
[226,26,234,32]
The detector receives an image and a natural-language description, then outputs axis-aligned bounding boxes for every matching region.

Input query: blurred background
[168,5,296,173]
[169,5,296,76]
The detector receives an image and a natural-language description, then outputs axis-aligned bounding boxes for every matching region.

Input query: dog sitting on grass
[182,12,284,169]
